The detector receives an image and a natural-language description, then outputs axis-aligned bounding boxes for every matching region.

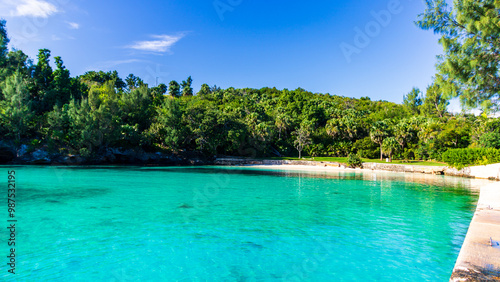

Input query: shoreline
[450,182,500,281]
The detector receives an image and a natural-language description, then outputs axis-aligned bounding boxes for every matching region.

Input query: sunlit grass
[261,156,446,167]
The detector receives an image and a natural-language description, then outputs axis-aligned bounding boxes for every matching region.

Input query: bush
[478,132,500,149]
[347,153,363,168]
[442,148,500,169]
[353,137,379,159]
[79,148,92,158]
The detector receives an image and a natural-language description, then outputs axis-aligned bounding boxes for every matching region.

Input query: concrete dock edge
[450,182,500,281]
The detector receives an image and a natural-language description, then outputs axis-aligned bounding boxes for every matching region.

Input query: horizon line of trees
[1,0,500,162]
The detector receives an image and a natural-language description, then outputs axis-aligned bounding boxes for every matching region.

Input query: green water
[1,166,479,281]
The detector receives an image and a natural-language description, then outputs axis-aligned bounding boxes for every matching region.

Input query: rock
[31,157,52,165]
[28,149,52,164]
[17,145,28,157]
[32,149,49,160]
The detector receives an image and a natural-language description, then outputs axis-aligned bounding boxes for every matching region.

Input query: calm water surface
[1,166,480,281]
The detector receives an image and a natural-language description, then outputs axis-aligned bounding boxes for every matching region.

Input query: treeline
[0,20,499,162]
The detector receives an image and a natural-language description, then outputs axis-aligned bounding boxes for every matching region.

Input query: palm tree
[382,137,400,162]
[370,120,390,160]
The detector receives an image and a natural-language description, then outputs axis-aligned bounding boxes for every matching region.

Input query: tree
[325,109,361,141]
[0,19,9,67]
[382,137,400,162]
[120,85,153,131]
[292,124,312,159]
[151,98,185,151]
[403,87,422,115]
[275,110,291,140]
[125,74,145,90]
[0,72,33,141]
[421,82,449,117]
[6,50,31,77]
[197,83,211,96]
[370,120,390,160]
[168,80,180,98]
[417,0,500,113]
[79,70,126,90]
[479,132,500,149]
[33,49,53,92]
[181,76,193,96]
[150,83,167,106]
[51,56,72,107]
[394,118,416,152]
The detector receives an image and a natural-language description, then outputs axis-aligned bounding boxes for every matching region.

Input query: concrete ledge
[451,182,500,281]
[215,158,500,181]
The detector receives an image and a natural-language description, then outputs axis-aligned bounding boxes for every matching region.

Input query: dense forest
[0,1,499,165]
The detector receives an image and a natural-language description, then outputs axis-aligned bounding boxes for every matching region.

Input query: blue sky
[0,0,444,103]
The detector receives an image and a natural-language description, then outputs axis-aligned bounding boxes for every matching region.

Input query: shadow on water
[19,187,110,202]
[13,165,481,200]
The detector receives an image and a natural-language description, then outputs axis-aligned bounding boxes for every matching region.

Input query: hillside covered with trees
[0,0,499,166]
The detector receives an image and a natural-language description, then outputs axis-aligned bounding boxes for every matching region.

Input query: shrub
[79,148,92,158]
[347,153,363,168]
[478,132,500,149]
[353,137,378,159]
[441,148,500,169]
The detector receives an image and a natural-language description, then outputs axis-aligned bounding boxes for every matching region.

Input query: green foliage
[125,74,145,90]
[403,87,422,115]
[168,80,181,98]
[421,82,449,118]
[0,71,33,141]
[382,137,400,162]
[326,109,364,141]
[478,132,500,149]
[292,124,312,159]
[79,70,126,91]
[1,19,500,163]
[353,137,379,159]
[0,19,9,67]
[442,148,500,169]
[181,76,193,96]
[347,153,362,168]
[417,0,500,113]
[370,120,390,160]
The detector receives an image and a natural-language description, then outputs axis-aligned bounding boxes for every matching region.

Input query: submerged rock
[178,203,193,209]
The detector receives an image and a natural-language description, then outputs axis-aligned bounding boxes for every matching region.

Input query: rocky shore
[0,143,213,166]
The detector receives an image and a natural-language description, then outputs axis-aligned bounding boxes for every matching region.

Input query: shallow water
[1,166,480,281]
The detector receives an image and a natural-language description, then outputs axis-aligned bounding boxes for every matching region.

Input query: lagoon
[3,166,480,281]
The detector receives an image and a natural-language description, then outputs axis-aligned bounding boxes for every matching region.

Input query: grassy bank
[259,157,446,167]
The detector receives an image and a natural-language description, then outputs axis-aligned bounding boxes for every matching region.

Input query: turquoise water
[1,166,479,281]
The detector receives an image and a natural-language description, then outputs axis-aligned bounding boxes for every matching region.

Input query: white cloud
[67,22,80,29]
[14,0,58,18]
[127,34,185,53]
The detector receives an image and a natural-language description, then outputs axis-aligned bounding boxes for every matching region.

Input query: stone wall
[215,158,500,181]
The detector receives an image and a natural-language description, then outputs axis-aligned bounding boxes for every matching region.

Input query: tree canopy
[0,17,499,163]
[417,0,500,113]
